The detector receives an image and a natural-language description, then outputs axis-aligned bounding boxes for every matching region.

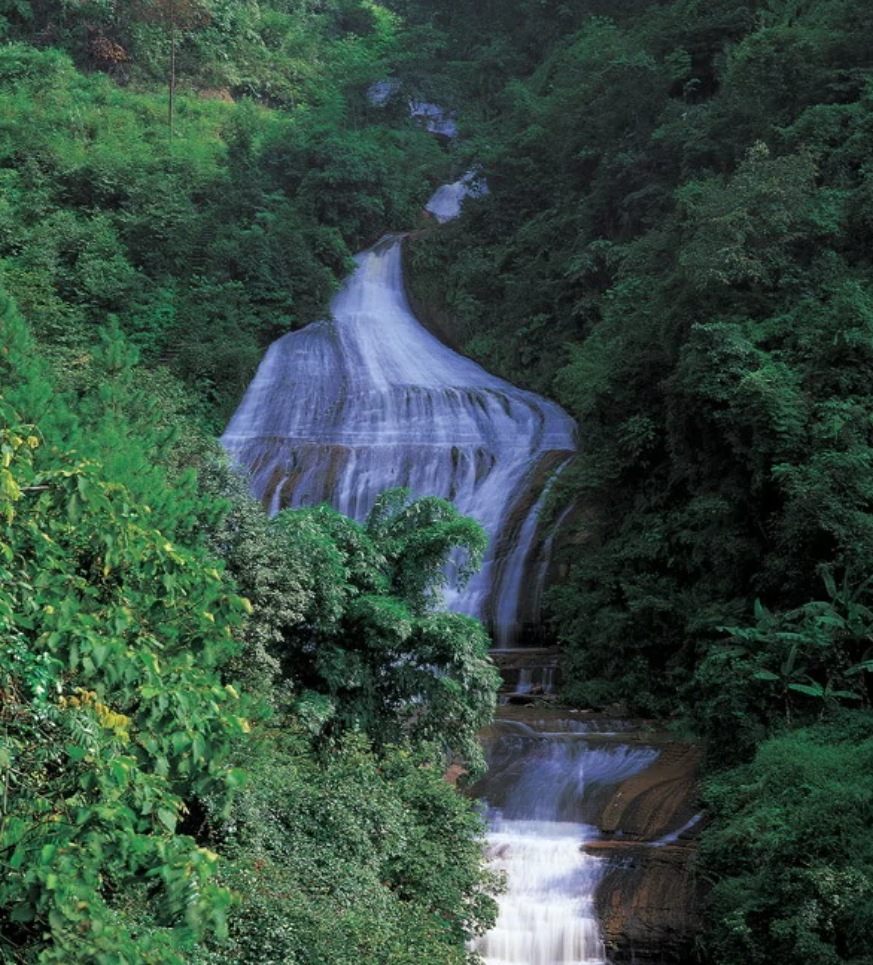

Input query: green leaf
[847,661,873,676]
[10,902,35,923]
[788,682,825,698]
[827,689,862,701]
[157,807,177,832]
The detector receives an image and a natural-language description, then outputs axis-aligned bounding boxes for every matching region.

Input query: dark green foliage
[399,0,873,718]
[392,0,873,958]
[699,716,873,965]
[0,35,445,428]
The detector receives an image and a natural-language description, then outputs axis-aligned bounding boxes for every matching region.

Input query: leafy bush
[1,286,499,963]
[699,715,873,965]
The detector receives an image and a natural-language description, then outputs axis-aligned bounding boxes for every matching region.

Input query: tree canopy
[393,0,873,959]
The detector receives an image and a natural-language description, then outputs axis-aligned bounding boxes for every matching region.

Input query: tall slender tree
[135,0,210,133]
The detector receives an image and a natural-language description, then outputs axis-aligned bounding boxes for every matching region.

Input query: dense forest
[2,0,873,962]
[0,4,500,963]
[400,0,873,961]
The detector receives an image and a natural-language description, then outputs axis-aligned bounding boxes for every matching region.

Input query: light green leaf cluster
[0,402,250,962]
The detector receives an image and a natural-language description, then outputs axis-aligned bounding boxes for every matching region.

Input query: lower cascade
[472,719,659,965]
[482,819,604,965]
[222,209,577,642]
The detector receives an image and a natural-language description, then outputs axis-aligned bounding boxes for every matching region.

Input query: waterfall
[222,218,576,643]
[425,170,489,223]
[473,720,659,965]
[217,101,654,962]
[515,667,556,695]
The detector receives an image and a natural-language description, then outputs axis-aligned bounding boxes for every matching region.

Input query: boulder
[587,742,703,964]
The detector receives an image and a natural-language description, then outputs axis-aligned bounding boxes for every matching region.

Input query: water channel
[223,149,659,963]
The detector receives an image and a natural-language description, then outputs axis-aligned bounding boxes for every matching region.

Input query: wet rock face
[593,844,701,964]
[586,743,703,965]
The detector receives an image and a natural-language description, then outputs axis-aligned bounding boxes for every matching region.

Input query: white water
[482,818,605,965]
[651,813,702,847]
[474,723,660,965]
[426,170,489,223]
[515,667,556,694]
[410,100,458,138]
[222,223,576,642]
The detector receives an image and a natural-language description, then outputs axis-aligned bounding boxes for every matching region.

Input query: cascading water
[473,720,660,965]
[425,170,489,223]
[222,217,576,643]
[515,667,556,694]
[219,107,632,959]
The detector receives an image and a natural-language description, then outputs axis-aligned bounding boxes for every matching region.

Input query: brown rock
[593,841,702,964]
[597,744,701,839]
[198,88,235,103]
[443,763,466,786]
[589,742,703,964]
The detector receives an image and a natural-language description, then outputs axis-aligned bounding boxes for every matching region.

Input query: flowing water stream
[472,718,659,965]
[221,224,576,641]
[223,145,643,962]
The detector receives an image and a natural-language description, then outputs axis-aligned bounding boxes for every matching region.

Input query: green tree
[206,475,499,769]
[699,717,873,965]
[0,399,250,964]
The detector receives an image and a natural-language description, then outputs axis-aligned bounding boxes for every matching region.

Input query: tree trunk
[169,29,176,135]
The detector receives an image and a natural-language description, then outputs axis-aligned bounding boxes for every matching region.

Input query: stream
[222,151,653,962]
[470,716,660,965]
